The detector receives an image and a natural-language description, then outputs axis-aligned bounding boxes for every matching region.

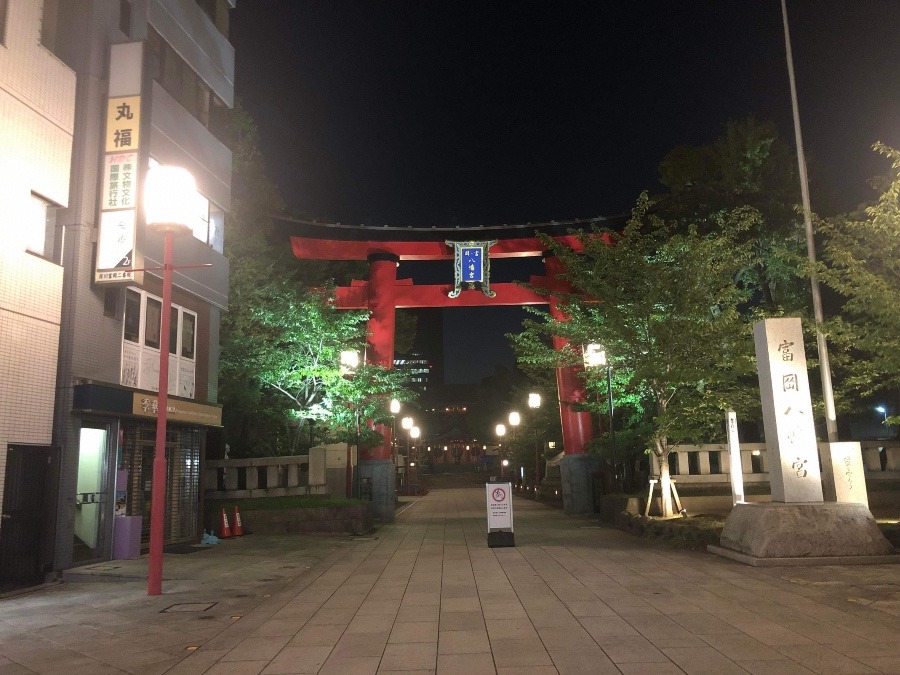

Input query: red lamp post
[143,165,196,597]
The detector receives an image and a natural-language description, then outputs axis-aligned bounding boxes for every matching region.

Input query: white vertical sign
[726,410,745,505]
[753,318,824,503]
[486,482,513,531]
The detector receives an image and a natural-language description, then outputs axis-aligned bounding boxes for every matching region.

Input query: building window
[103,288,120,319]
[145,27,230,143]
[119,0,131,37]
[0,0,8,45]
[40,0,59,51]
[124,290,141,341]
[121,288,197,397]
[195,0,230,38]
[181,313,195,359]
[25,193,60,262]
[144,297,161,349]
[687,451,700,475]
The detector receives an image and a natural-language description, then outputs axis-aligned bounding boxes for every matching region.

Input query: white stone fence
[205,455,328,499]
[650,440,900,484]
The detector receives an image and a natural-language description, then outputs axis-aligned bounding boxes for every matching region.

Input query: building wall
[50,0,233,571]
[0,0,76,520]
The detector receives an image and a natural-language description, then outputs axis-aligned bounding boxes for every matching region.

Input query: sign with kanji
[102,153,138,209]
[753,318,823,503]
[105,96,141,152]
[446,240,497,298]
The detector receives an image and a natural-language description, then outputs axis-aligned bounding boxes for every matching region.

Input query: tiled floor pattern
[1,489,899,674]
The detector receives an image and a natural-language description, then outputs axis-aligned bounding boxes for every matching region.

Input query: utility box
[309,443,357,498]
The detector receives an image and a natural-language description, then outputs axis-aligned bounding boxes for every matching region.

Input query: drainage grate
[161,602,217,613]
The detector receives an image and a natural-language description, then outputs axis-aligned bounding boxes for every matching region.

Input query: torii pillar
[545,253,599,514]
[358,252,400,520]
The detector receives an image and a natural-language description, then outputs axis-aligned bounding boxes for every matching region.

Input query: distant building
[394,353,432,393]
[0,0,234,588]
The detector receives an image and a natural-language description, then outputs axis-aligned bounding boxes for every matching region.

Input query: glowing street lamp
[495,423,506,478]
[410,426,421,480]
[583,343,618,492]
[528,393,542,488]
[876,406,888,423]
[508,411,520,482]
[401,416,414,484]
[389,398,401,465]
[339,349,362,499]
[144,165,197,597]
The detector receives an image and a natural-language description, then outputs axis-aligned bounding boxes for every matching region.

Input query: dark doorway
[0,445,60,591]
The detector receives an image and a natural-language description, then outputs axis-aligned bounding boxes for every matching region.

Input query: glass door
[72,427,109,562]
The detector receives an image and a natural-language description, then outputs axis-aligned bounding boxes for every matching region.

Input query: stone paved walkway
[1,488,899,674]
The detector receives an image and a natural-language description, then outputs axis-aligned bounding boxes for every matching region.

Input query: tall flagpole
[781,0,838,443]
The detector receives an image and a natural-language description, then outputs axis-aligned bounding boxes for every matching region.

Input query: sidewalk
[1,488,899,674]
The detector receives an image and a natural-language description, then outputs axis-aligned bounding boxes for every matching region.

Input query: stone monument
[712,318,893,563]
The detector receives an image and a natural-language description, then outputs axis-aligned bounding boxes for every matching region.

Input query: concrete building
[0,0,77,589]
[0,0,234,589]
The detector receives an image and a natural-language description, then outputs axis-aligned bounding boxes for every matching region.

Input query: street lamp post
[508,411,520,483]
[389,398,401,470]
[410,426,421,484]
[876,406,888,424]
[584,344,617,492]
[340,349,361,498]
[528,393,541,490]
[401,416,413,486]
[495,423,506,479]
[143,165,197,597]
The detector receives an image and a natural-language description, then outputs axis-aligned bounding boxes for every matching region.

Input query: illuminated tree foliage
[220,106,412,456]
[818,143,900,423]
[511,196,761,516]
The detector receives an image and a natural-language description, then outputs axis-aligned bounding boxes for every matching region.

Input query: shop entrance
[73,427,109,563]
[0,445,60,590]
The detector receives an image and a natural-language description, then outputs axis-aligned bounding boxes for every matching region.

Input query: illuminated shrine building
[0,0,235,588]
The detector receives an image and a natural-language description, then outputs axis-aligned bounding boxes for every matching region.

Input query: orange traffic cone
[218,507,232,538]
[232,505,244,536]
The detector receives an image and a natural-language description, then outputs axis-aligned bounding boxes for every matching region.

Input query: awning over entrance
[73,381,223,427]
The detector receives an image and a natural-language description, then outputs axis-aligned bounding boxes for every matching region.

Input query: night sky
[231,1,900,384]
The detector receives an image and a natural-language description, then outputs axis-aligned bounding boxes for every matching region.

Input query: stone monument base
[710,502,894,565]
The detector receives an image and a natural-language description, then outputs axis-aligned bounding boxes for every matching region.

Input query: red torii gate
[290,228,600,515]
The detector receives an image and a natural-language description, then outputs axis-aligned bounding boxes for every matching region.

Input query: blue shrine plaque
[446,240,497,298]
[461,246,483,283]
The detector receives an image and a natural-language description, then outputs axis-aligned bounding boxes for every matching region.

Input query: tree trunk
[658,455,674,518]
[654,435,674,518]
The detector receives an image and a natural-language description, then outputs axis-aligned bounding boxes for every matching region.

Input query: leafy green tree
[818,143,900,425]
[220,105,413,455]
[654,116,808,314]
[511,195,761,516]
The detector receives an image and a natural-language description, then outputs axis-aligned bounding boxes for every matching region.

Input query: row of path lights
[495,393,543,488]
